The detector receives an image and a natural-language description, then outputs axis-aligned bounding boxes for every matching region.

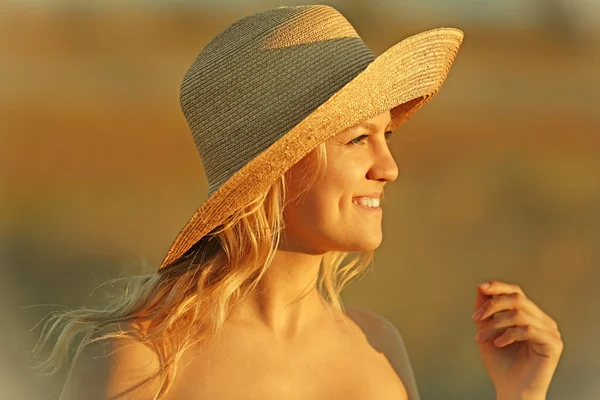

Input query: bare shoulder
[59,323,163,400]
[345,305,421,400]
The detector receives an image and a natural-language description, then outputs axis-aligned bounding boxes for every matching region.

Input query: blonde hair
[31,142,375,399]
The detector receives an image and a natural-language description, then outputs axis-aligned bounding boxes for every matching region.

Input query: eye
[347,134,368,145]
[347,131,393,146]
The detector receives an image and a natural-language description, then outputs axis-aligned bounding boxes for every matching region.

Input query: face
[281,110,398,254]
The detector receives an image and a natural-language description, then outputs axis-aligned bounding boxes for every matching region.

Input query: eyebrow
[355,121,393,132]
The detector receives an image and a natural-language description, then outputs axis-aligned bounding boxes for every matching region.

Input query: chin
[361,239,383,251]
[341,237,383,252]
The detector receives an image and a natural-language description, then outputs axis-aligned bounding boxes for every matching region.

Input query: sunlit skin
[227,111,563,398]
[228,110,396,341]
[281,110,397,255]
[472,281,563,398]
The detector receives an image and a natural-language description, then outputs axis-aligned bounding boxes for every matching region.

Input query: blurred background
[1,0,599,399]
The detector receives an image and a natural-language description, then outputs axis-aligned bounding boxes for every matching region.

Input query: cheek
[284,184,342,233]
[284,155,365,225]
[311,162,364,216]
[297,188,338,220]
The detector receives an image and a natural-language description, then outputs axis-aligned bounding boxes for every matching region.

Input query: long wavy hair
[31,141,375,399]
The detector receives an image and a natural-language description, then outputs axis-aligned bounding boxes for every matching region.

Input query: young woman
[33,5,563,400]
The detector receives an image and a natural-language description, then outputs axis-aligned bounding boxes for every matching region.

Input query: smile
[352,197,382,213]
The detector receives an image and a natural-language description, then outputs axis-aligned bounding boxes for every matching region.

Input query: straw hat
[158,4,464,270]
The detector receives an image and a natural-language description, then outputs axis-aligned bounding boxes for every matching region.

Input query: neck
[229,249,335,343]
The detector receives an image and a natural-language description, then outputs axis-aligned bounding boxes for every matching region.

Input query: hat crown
[179,5,375,198]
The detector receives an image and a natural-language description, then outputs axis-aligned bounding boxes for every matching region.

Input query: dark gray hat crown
[179,5,376,197]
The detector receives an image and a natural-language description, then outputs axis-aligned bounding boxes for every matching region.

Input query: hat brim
[159,27,464,269]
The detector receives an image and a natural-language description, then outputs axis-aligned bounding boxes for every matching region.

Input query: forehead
[342,115,393,135]
[353,120,391,132]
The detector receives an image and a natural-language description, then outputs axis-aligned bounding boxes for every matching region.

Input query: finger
[475,326,506,344]
[473,292,540,324]
[492,325,564,358]
[474,282,495,312]
[475,308,528,343]
[476,281,559,331]
[475,308,562,342]
[473,280,513,317]
[477,280,524,297]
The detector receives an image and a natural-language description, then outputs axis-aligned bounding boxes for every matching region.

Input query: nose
[366,145,399,183]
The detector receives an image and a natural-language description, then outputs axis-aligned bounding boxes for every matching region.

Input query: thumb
[473,283,496,328]
[475,282,491,311]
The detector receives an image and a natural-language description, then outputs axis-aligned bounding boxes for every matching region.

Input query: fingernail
[479,282,490,290]
[472,309,483,320]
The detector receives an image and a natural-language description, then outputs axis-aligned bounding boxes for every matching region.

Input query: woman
[33,5,563,399]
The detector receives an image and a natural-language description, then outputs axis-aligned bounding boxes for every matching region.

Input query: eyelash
[347,131,393,146]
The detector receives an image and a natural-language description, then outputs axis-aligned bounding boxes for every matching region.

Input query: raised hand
[472,281,563,399]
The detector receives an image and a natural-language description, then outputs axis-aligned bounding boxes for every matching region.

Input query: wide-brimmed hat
[158,4,464,270]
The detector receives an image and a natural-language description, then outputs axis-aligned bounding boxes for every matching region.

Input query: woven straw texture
[159,4,464,269]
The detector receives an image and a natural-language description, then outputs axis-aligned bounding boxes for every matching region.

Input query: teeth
[353,197,380,208]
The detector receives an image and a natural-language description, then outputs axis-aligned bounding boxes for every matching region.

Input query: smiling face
[280,110,398,254]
